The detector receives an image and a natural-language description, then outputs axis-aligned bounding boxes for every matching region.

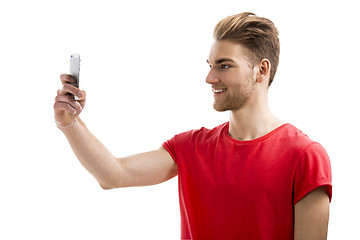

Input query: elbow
[99,181,117,190]
[99,179,126,190]
[100,184,113,190]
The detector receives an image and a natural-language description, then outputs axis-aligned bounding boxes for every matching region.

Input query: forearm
[60,118,124,188]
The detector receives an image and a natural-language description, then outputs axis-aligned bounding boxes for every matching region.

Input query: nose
[205,69,220,85]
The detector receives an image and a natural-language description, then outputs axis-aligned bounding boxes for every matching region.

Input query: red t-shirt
[163,122,332,240]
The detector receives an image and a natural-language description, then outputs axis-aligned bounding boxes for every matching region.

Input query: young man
[54,12,332,240]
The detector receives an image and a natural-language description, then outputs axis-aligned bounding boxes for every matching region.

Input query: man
[54,12,332,240]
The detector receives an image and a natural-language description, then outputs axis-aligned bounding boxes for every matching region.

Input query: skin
[206,40,283,140]
[294,186,330,240]
[54,39,330,239]
[206,40,330,239]
[54,75,178,188]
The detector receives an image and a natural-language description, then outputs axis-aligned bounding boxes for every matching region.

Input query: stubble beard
[213,80,256,112]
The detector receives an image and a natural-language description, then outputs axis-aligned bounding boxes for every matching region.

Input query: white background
[0,0,359,239]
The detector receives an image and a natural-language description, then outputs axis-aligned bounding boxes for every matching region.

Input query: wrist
[55,117,78,130]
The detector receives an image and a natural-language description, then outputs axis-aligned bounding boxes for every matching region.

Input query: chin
[213,103,231,112]
[213,101,244,112]
[214,107,228,112]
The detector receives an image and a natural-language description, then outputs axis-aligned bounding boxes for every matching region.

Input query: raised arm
[54,74,177,189]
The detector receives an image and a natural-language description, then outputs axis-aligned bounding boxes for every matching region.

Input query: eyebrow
[207,58,236,65]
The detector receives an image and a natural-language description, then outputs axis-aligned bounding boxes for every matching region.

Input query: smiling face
[206,40,258,112]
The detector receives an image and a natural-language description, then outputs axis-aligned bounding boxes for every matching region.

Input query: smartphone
[70,53,80,88]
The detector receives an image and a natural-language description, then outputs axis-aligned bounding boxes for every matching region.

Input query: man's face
[206,40,257,112]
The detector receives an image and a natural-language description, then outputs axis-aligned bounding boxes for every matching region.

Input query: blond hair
[214,12,280,86]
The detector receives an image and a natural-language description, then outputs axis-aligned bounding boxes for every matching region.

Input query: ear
[256,59,271,84]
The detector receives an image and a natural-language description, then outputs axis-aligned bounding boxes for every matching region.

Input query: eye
[221,64,230,69]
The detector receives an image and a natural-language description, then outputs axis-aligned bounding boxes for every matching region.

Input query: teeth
[212,88,226,93]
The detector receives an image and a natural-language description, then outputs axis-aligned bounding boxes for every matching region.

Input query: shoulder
[163,123,227,158]
[272,124,331,164]
[278,124,320,151]
[285,125,331,182]
[172,122,228,143]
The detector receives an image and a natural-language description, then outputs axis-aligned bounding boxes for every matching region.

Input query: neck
[228,99,283,141]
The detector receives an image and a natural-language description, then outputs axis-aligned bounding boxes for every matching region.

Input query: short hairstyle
[214,12,280,86]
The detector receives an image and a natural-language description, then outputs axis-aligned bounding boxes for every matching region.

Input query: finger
[73,89,86,103]
[53,101,77,115]
[58,83,83,98]
[57,87,86,102]
[60,73,77,85]
[55,95,83,113]
[78,90,86,101]
[56,88,86,114]
[55,94,81,107]
[77,90,86,108]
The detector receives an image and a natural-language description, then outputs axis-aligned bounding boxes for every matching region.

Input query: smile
[212,88,227,93]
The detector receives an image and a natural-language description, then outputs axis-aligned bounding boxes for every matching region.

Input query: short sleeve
[162,128,203,165]
[293,142,332,204]
[163,137,177,164]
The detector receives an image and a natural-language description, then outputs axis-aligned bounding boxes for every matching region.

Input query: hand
[54,74,86,128]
